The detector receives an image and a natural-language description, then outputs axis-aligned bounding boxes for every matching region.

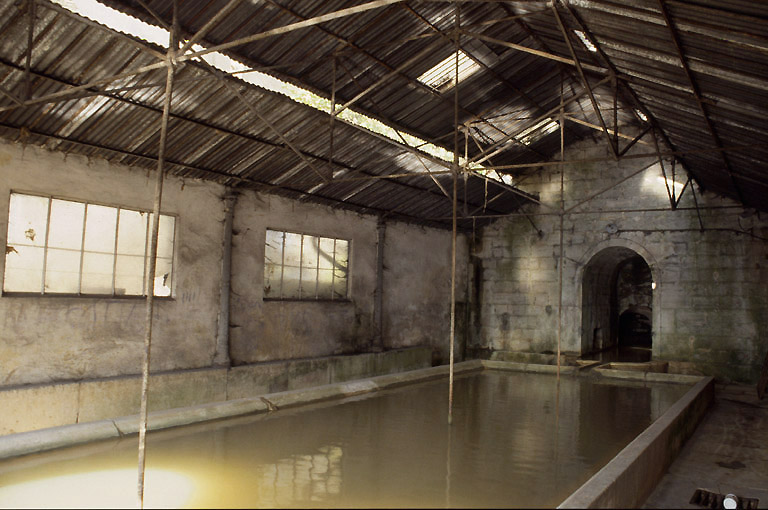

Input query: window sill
[263,297,351,303]
[1,292,175,300]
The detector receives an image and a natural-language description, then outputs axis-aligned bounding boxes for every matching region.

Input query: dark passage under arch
[581,247,653,362]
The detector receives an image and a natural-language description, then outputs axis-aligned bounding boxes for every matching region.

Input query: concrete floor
[644,382,768,509]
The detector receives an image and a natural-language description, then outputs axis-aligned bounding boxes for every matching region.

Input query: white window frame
[263,228,350,301]
[3,191,177,298]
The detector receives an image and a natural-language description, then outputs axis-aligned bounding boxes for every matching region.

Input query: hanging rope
[556,73,565,380]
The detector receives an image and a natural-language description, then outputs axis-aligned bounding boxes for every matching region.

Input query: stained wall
[472,136,768,382]
[0,139,465,389]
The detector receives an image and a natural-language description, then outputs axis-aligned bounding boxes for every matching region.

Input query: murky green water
[0,371,689,508]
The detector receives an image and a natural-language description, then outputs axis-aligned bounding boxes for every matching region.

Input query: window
[3,192,176,297]
[264,229,349,300]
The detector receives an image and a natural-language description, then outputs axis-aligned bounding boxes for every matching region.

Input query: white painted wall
[474,136,768,382]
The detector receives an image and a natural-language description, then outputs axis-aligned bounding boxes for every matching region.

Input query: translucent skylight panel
[417,51,481,90]
[574,30,597,52]
[518,118,560,145]
[51,1,513,186]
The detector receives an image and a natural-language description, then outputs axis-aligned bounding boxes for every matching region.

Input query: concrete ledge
[481,360,580,374]
[594,366,705,385]
[558,375,715,509]
[0,347,431,436]
[0,360,481,460]
[489,351,559,364]
[0,420,121,460]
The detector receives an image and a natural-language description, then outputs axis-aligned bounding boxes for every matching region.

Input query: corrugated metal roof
[1,0,766,230]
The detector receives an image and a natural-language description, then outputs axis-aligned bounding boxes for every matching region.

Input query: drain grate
[690,488,759,509]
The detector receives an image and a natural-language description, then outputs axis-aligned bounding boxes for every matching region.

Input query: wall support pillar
[372,216,386,352]
[214,190,237,366]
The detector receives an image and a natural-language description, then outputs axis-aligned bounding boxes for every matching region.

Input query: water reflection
[260,445,343,507]
[0,372,689,508]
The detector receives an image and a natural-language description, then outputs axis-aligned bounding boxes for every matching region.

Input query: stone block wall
[471,136,768,383]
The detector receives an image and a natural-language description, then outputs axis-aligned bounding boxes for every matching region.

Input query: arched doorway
[581,247,653,362]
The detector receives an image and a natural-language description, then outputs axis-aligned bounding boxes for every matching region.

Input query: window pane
[333,272,348,299]
[264,262,281,298]
[114,254,145,295]
[283,233,301,267]
[265,230,283,266]
[317,268,334,299]
[81,252,114,294]
[44,248,81,293]
[318,238,335,269]
[48,199,85,249]
[333,240,349,299]
[300,266,318,299]
[3,245,44,292]
[282,266,300,298]
[7,193,48,247]
[335,240,349,272]
[264,230,283,298]
[150,213,175,259]
[154,256,173,297]
[84,204,117,253]
[302,235,318,269]
[117,209,147,256]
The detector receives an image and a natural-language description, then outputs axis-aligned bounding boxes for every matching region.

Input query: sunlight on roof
[54,0,168,47]
[416,51,482,91]
[51,0,510,185]
[518,118,560,145]
[473,168,515,186]
[573,30,597,52]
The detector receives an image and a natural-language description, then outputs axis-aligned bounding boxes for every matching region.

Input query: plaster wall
[229,191,468,366]
[0,140,225,387]
[473,136,768,382]
[381,221,468,364]
[0,139,471,393]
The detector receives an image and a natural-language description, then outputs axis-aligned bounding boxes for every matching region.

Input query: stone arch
[575,239,660,358]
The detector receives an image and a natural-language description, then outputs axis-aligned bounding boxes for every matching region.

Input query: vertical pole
[556,74,565,380]
[214,191,237,366]
[448,2,460,426]
[651,127,676,209]
[612,75,618,154]
[464,126,472,362]
[137,6,176,507]
[691,179,705,232]
[24,0,36,100]
[463,125,469,217]
[328,55,336,170]
[445,416,453,506]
